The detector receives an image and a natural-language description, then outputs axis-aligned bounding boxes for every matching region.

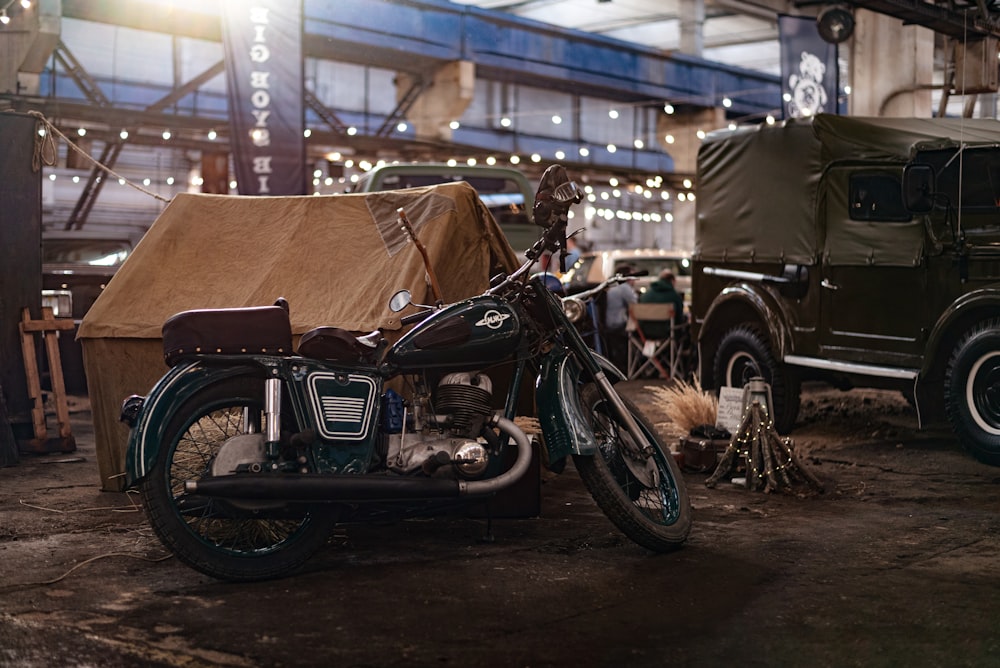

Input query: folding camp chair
[626,302,683,380]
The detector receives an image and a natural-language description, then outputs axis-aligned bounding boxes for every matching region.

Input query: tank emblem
[475,310,511,330]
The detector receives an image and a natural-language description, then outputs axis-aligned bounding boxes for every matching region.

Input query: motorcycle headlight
[562,297,586,323]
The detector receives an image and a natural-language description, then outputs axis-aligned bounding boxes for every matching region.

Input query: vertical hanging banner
[221,0,305,195]
[779,15,839,119]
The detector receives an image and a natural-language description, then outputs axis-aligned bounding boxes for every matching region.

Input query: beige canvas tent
[79,181,521,491]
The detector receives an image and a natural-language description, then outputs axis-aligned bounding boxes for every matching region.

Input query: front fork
[590,371,649,450]
[556,297,652,454]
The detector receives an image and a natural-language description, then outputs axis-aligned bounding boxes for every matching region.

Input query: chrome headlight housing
[562,297,586,323]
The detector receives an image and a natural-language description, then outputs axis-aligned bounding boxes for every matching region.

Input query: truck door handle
[821,279,839,290]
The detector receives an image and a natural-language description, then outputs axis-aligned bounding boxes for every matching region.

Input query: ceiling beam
[849,0,1000,39]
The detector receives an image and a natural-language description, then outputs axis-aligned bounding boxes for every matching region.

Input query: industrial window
[848,173,912,222]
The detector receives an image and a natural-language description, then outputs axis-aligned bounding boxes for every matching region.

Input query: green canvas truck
[692,115,1000,464]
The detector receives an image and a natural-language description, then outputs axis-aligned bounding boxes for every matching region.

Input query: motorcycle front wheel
[138,376,339,581]
[572,384,691,551]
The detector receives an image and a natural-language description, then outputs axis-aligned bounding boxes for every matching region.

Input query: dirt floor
[1,381,999,667]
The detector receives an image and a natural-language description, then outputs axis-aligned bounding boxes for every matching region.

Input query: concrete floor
[1,383,999,667]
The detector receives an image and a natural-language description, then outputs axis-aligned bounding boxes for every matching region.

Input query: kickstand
[477,504,496,544]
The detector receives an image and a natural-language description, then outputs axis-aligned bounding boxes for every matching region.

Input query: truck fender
[914,288,1000,429]
[535,351,611,463]
[699,283,793,359]
[921,286,1000,379]
[124,360,270,487]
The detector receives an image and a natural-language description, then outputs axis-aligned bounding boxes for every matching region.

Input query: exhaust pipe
[185,473,460,502]
[183,415,532,502]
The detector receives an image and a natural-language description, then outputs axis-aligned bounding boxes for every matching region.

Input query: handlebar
[565,274,630,302]
[399,309,433,326]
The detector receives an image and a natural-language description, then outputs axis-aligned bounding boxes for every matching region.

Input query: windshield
[624,257,692,279]
[564,254,692,290]
[42,239,132,266]
[915,147,1000,240]
[917,147,1000,211]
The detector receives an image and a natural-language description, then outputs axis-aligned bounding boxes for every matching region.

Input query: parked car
[562,248,693,301]
[42,233,135,320]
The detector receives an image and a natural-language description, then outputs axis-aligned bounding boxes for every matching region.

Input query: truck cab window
[849,173,911,222]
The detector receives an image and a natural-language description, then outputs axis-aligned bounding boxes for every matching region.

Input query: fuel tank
[386,296,522,370]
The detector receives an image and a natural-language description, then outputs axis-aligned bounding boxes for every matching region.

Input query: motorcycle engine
[435,372,493,435]
[386,372,495,478]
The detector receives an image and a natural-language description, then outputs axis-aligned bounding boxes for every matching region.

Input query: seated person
[601,265,638,371]
[637,270,685,339]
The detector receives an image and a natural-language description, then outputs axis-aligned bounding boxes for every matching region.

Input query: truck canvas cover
[695,114,1000,266]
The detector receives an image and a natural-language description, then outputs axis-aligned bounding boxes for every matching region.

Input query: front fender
[124,360,269,487]
[590,350,627,383]
[922,285,1000,377]
[535,351,601,462]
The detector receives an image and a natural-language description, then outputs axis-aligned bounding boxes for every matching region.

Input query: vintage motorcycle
[120,165,691,581]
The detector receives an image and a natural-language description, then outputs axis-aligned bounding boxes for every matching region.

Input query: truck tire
[713,325,800,434]
[944,319,1000,466]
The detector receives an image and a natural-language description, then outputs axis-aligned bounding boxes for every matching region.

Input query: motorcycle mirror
[388,289,412,313]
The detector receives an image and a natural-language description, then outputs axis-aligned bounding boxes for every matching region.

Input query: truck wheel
[713,326,800,434]
[944,320,1000,465]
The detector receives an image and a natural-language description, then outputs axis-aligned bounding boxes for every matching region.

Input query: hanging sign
[221,0,305,195]
[778,14,839,119]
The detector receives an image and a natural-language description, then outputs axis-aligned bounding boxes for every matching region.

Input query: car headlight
[562,297,586,323]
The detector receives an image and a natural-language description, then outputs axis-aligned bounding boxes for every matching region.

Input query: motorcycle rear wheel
[572,385,691,551]
[138,376,339,581]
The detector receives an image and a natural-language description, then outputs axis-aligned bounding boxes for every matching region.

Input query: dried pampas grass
[513,416,541,435]
[646,378,718,437]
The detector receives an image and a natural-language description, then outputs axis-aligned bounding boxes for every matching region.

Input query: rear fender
[699,283,792,360]
[535,351,623,463]
[124,360,271,487]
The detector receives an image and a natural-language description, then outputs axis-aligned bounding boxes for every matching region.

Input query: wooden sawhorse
[18,307,76,454]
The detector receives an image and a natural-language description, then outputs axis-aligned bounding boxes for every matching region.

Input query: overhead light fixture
[0,10,10,25]
[817,5,855,44]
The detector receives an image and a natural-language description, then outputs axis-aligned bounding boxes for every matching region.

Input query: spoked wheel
[572,385,691,551]
[138,376,339,581]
